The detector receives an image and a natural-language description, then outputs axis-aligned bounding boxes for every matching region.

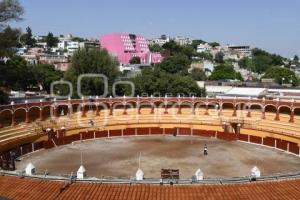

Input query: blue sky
[14,0,300,58]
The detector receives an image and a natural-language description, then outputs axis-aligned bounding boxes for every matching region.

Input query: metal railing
[1,170,300,185]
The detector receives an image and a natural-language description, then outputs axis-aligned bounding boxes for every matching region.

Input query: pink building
[100,33,162,65]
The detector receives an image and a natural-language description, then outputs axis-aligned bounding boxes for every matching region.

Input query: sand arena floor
[16,136,300,179]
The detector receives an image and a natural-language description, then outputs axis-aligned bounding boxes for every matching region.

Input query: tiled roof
[0,176,300,200]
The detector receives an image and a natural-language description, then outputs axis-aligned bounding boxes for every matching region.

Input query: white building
[204,85,233,97]
[197,43,211,53]
[152,38,170,46]
[174,36,192,46]
[57,34,81,56]
[58,34,73,43]
[79,41,100,49]
[149,35,170,46]
[217,87,268,99]
[66,41,79,55]
[228,45,251,55]
[58,41,68,50]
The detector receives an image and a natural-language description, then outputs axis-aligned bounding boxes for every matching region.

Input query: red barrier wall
[217,132,236,141]
[33,141,44,151]
[263,137,275,147]
[81,131,94,140]
[192,130,215,137]
[123,128,135,136]
[44,140,54,149]
[57,130,64,138]
[109,130,122,137]
[21,144,33,155]
[178,128,191,136]
[137,128,149,135]
[64,134,80,144]
[165,128,177,135]
[276,139,288,151]
[237,134,248,142]
[288,142,300,155]
[95,130,108,138]
[53,137,63,146]
[150,127,163,135]
[249,136,262,144]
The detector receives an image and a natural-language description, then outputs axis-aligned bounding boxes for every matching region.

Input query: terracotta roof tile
[1,176,300,200]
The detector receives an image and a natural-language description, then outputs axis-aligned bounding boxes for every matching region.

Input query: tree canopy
[0,56,63,92]
[214,51,224,64]
[34,64,63,92]
[191,39,206,49]
[162,40,181,56]
[0,26,21,56]
[238,48,284,73]
[262,66,299,86]
[149,43,163,53]
[131,67,205,97]
[157,53,190,74]
[0,0,24,104]
[208,42,220,47]
[64,48,119,97]
[0,56,36,90]
[189,68,207,81]
[45,32,59,48]
[0,0,23,28]
[209,64,243,81]
[20,26,36,47]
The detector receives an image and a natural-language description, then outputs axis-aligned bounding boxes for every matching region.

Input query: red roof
[1,176,300,200]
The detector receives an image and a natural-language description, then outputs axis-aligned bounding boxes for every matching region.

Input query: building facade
[100,33,162,65]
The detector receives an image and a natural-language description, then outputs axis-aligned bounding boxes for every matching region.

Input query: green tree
[262,66,299,86]
[191,39,206,49]
[157,53,190,74]
[209,42,220,47]
[238,48,285,73]
[72,37,86,42]
[129,56,141,64]
[253,48,284,73]
[0,0,23,28]
[0,56,37,90]
[34,64,63,92]
[238,57,254,70]
[0,0,24,104]
[195,52,213,61]
[214,51,224,63]
[132,67,205,97]
[0,26,21,56]
[20,26,35,47]
[209,64,243,81]
[294,55,299,62]
[162,40,181,55]
[64,48,119,97]
[149,43,163,53]
[0,89,9,104]
[180,45,196,59]
[45,32,59,48]
[189,68,207,81]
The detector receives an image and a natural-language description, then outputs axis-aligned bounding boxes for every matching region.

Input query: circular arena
[1,97,300,199]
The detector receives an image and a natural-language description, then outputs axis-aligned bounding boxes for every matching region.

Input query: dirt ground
[16,136,300,179]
